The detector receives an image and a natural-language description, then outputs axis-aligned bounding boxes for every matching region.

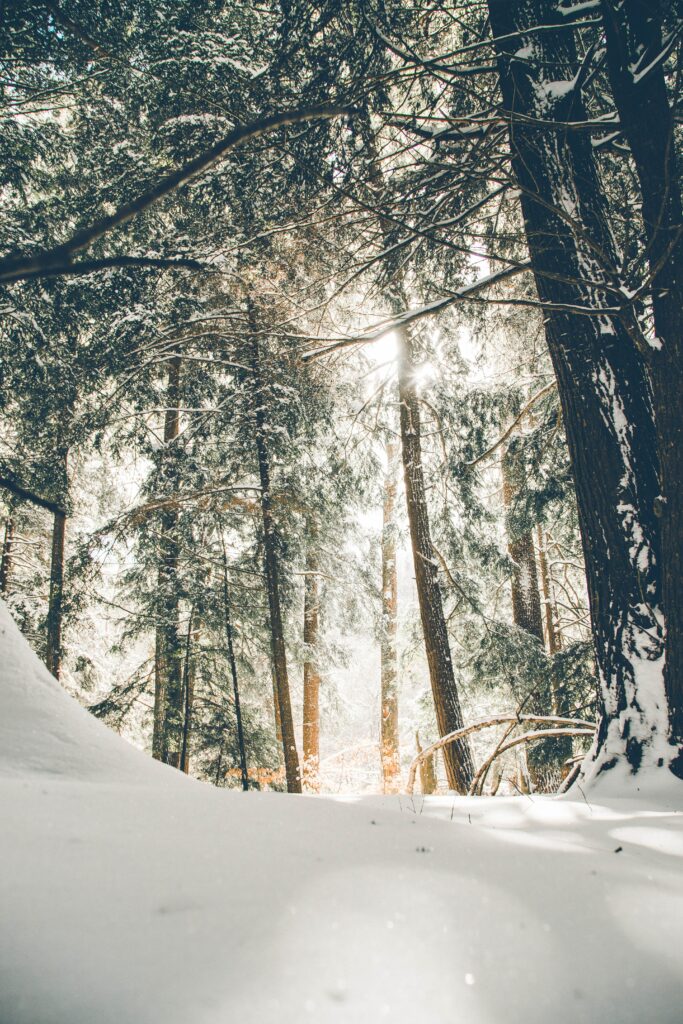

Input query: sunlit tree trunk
[416,731,437,795]
[249,328,301,793]
[153,355,183,766]
[380,440,401,793]
[489,0,671,778]
[364,130,473,792]
[0,515,14,594]
[397,324,474,793]
[502,449,544,643]
[302,524,322,792]
[536,526,561,657]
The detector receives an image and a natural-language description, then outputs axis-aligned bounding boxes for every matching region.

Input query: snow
[1,601,682,1023]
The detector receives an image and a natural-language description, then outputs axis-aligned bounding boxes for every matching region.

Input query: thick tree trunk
[302,527,322,792]
[249,330,301,793]
[489,0,671,778]
[0,516,14,594]
[45,508,66,679]
[380,440,401,793]
[397,325,474,792]
[601,0,683,773]
[153,356,183,767]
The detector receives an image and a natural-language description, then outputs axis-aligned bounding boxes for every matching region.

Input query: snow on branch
[302,263,531,361]
[405,713,596,795]
[0,104,353,285]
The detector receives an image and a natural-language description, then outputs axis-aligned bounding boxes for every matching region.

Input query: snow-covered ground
[1,601,682,1023]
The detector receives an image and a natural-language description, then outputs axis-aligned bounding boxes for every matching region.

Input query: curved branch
[469,728,595,795]
[405,712,596,794]
[0,104,352,285]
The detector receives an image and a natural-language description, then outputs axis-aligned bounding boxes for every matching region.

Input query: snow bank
[1,602,682,1023]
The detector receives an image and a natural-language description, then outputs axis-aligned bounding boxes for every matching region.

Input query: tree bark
[536,526,561,657]
[502,449,544,642]
[0,516,14,594]
[45,507,66,679]
[153,355,183,766]
[249,329,301,793]
[600,0,683,774]
[380,440,401,793]
[397,325,475,792]
[179,607,197,775]
[222,543,249,791]
[302,526,322,792]
[488,0,670,778]
[364,128,474,792]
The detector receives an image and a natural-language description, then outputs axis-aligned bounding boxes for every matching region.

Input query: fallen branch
[470,728,595,795]
[405,712,596,795]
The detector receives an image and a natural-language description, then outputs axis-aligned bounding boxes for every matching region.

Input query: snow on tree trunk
[380,440,401,793]
[600,0,683,776]
[488,0,674,780]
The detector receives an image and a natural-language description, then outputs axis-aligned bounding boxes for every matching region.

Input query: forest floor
[1,601,682,1024]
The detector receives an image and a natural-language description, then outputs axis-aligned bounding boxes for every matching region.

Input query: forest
[1,2,682,1022]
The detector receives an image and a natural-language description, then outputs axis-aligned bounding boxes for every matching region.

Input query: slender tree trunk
[222,542,249,791]
[536,526,561,657]
[601,0,683,773]
[502,447,567,786]
[364,130,473,791]
[45,507,66,679]
[179,606,196,775]
[397,324,474,792]
[0,515,14,594]
[380,440,401,793]
[489,0,670,778]
[302,525,322,792]
[153,355,183,767]
[502,450,544,642]
[249,328,301,793]
[416,731,437,795]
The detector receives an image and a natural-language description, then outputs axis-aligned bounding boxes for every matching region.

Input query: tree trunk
[153,355,183,767]
[363,129,474,791]
[222,543,249,791]
[45,507,66,679]
[600,0,683,774]
[488,0,670,778]
[416,731,437,795]
[502,447,568,786]
[397,324,475,792]
[380,440,401,793]
[249,329,301,793]
[501,449,544,642]
[302,526,322,792]
[0,515,14,594]
[179,607,196,775]
[536,526,561,657]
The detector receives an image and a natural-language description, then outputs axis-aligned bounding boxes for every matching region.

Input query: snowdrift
[1,601,682,1023]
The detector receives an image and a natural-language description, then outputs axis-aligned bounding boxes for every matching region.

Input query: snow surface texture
[1,600,682,1023]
